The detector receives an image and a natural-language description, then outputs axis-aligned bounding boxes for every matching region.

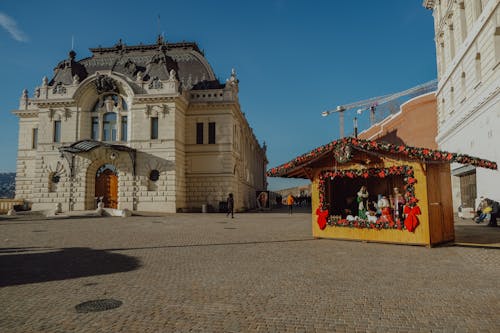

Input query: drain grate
[75,299,122,313]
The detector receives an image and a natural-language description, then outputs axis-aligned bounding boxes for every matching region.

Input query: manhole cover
[75,299,122,313]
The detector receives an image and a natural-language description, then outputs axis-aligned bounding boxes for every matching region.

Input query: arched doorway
[95,164,118,208]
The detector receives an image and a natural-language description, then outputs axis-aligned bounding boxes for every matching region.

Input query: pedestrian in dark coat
[226,193,234,218]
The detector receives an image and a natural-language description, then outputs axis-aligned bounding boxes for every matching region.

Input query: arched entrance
[95,164,118,208]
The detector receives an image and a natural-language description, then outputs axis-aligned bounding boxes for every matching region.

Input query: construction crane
[321,79,437,138]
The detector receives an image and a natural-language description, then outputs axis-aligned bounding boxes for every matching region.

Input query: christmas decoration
[267,137,497,178]
[316,208,329,230]
[404,205,422,232]
[318,165,419,231]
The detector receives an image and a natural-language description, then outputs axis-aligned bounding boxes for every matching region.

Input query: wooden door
[427,164,454,245]
[95,169,118,209]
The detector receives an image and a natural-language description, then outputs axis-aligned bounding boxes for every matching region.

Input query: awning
[58,140,137,177]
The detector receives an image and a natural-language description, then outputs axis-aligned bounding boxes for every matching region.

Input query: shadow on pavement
[0,247,141,287]
[454,224,500,247]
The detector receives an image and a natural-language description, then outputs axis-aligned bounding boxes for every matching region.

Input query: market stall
[267,137,497,246]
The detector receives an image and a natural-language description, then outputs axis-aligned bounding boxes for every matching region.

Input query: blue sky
[0,1,436,190]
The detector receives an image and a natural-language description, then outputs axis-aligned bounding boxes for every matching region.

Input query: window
[473,0,483,20]
[196,122,203,144]
[475,53,482,84]
[496,27,500,65]
[448,24,455,61]
[32,128,38,149]
[151,117,158,140]
[208,122,216,144]
[103,113,117,141]
[450,87,455,112]
[121,116,128,141]
[461,72,466,101]
[91,117,99,140]
[53,120,61,143]
[148,169,160,191]
[149,170,160,181]
[458,1,467,42]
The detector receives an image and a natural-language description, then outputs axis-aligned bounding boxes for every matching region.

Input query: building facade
[13,38,267,213]
[358,92,438,149]
[424,0,499,209]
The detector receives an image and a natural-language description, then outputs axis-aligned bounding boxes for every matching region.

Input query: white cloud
[0,12,28,42]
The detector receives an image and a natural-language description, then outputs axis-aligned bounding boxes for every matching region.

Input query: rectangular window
[91,117,99,140]
[121,116,128,141]
[151,117,158,140]
[32,128,38,149]
[208,122,216,144]
[53,120,61,143]
[196,122,204,144]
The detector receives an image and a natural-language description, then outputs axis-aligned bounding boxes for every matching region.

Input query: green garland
[267,137,497,178]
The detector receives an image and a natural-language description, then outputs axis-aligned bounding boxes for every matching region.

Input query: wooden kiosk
[268,137,497,247]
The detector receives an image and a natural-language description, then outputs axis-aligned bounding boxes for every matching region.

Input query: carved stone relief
[145,104,170,118]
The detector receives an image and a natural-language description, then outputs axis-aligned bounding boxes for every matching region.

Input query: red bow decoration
[404,205,421,232]
[316,208,329,230]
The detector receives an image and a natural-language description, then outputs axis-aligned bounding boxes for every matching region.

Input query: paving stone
[0,210,499,332]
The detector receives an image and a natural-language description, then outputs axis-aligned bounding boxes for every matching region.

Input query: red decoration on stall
[404,205,421,232]
[316,208,329,230]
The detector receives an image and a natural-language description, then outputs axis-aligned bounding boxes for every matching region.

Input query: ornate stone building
[424,0,499,209]
[13,38,267,213]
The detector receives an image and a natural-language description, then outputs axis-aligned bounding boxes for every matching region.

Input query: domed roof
[50,38,223,90]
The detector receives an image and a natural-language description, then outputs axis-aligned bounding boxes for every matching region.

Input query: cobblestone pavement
[1,210,499,333]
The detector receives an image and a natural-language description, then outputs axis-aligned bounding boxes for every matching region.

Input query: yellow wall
[311,160,432,246]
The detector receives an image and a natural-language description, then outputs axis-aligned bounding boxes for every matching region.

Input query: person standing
[287,194,294,215]
[226,193,234,218]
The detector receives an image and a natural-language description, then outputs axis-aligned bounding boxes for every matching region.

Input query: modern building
[423,0,499,210]
[12,37,267,213]
[358,92,438,149]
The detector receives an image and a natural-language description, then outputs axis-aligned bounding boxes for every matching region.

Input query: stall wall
[311,160,433,246]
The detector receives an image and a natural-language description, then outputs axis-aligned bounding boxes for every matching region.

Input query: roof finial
[156,14,165,45]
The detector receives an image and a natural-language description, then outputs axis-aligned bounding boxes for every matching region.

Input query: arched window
[91,94,128,142]
[103,113,117,141]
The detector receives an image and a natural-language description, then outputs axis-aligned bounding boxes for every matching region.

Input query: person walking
[226,193,234,218]
[287,194,294,215]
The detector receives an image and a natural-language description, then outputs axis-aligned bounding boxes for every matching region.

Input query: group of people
[475,196,499,227]
[356,186,406,223]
